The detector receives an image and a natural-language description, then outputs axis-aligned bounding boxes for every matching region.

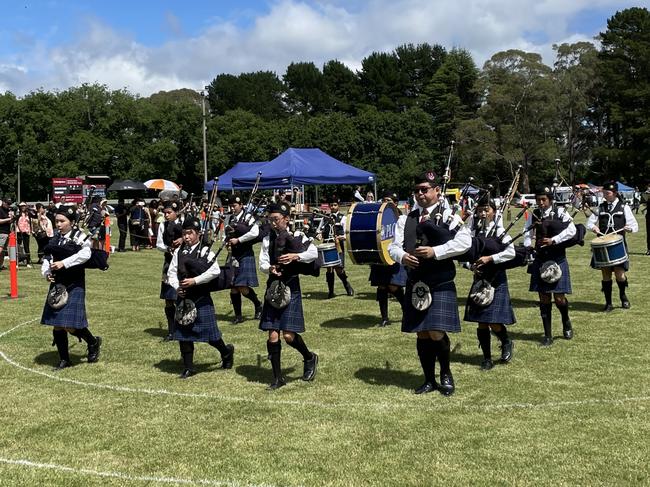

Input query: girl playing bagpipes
[156,200,183,341]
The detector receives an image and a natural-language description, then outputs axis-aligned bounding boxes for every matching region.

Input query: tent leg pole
[374,180,377,201]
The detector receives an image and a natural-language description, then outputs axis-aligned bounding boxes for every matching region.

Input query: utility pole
[17,150,21,203]
[201,88,209,185]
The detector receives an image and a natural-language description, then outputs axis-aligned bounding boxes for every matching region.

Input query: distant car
[513,194,536,207]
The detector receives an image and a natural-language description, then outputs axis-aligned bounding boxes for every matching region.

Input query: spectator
[353,186,365,203]
[16,202,34,267]
[33,203,54,264]
[46,201,57,226]
[129,199,149,251]
[114,198,129,252]
[0,198,14,269]
[365,191,375,202]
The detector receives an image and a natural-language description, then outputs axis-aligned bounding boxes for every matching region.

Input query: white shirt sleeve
[432,212,472,260]
[41,258,52,278]
[168,249,180,290]
[551,208,576,244]
[624,206,639,233]
[523,213,535,248]
[490,222,516,264]
[388,214,407,265]
[61,232,91,269]
[259,236,271,274]
[156,224,167,252]
[238,214,260,243]
[586,209,599,232]
[193,247,221,285]
[297,241,318,263]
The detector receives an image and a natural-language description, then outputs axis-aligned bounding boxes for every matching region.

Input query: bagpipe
[45,230,109,271]
[272,229,320,278]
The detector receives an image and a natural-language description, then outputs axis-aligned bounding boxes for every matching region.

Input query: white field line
[0,457,281,487]
[1,314,649,413]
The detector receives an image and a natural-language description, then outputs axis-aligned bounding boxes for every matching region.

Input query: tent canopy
[231,148,376,188]
[616,181,634,192]
[205,161,270,191]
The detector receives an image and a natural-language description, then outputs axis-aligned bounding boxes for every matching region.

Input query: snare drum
[346,202,399,266]
[590,233,628,268]
[318,243,342,268]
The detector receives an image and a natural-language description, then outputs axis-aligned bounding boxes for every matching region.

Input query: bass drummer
[316,197,354,298]
[586,181,638,311]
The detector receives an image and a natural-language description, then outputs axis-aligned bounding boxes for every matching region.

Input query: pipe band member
[586,180,639,311]
[316,197,354,298]
[389,171,472,396]
[40,205,102,370]
[369,190,406,327]
[523,186,576,347]
[226,194,262,324]
[462,195,516,371]
[156,200,183,341]
[259,203,319,390]
[167,217,235,379]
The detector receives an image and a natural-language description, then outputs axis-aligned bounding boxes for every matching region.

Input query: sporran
[47,283,69,310]
[411,281,432,311]
[540,260,562,284]
[469,279,495,307]
[265,280,291,309]
[175,298,197,328]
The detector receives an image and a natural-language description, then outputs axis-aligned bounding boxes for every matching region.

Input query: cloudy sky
[1,0,646,96]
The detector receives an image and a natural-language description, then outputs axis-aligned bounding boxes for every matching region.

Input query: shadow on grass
[302,290,359,300]
[154,359,219,376]
[354,367,421,390]
[34,350,85,367]
[236,362,297,384]
[143,327,167,338]
[510,297,604,313]
[320,313,379,329]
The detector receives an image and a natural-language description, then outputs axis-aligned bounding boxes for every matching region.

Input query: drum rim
[346,201,398,266]
[591,233,623,246]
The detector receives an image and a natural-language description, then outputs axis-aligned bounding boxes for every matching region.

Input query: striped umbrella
[144,179,180,191]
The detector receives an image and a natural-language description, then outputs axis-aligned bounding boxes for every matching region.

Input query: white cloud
[0,0,642,97]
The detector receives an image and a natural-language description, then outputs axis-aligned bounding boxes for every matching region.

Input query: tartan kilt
[528,256,572,294]
[464,270,516,325]
[402,281,461,333]
[259,276,305,333]
[172,295,222,343]
[233,252,259,288]
[590,255,629,272]
[369,263,407,287]
[41,284,88,329]
[160,282,177,300]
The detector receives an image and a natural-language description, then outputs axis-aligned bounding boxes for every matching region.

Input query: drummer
[316,197,354,298]
[368,191,406,327]
[586,180,638,311]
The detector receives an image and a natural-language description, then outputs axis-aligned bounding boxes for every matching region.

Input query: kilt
[41,284,88,329]
[590,255,629,272]
[402,280,461,333]
[233,252,259,288]
[369,263,407,287]
[464,270,516,325]
[528,256,572,294]
[259,276,305,333]
[160,282,177,300]
[172,295,222,343]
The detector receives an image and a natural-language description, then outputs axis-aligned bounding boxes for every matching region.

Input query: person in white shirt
[388,171,472,396]
[156,201,183,341]
[585,180,639,311]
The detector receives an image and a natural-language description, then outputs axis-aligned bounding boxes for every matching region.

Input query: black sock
[179,341,194,370]
[556,299,570,325]
[416,338,436,383]
[435,334,452,376]
[231,292,242,316]
[286,333,312,361]
[540,302,553,337]
[267,340,282,379]
[208,338,229,355]
[52,329,70,362]
[391,287,405,308]
[493,326,510,345]
[326,272,335,295]
[377,288,389,321]
[338,271,349,285]
[602,280,613,305]
[477,328,492,360]
[164,304,175,335]
[75,328,97,345]
[617,279,628,301]
[244,288,261,308]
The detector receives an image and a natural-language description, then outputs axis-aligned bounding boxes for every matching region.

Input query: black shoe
[179,368,194,379]
[232,315,244,324]
[414,382,437,394]
[439,374,455,396]
[87,336,102,363]
[621,299,631,309]
[302,353,318,381]
[221,344,234,369]
[540,336,553,347]
[500,340,514,363]
[345,283,355,296]
[379,319,390,327]
[563,321,573,340]
[162,334,173,342]
[254,305,263,320]
[327,292,335,299]
[53,360,71,371]
[268,377,286,390]
[480,359,494,371]
[603,304,614,312]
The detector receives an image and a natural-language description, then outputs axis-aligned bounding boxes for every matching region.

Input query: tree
[322,60,361,114]
[359,52,409,111]
[283,62,327,115]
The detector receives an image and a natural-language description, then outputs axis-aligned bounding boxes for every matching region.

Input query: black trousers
[17,232,31,264]
[118,225,128,251]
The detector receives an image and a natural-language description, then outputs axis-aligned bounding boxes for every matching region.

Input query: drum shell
[346,202,398,266]
[590,234,627,268]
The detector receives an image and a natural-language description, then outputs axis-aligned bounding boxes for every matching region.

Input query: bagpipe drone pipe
[272,229,321,278]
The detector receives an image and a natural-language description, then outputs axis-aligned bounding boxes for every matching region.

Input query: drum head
[346,201,398,266]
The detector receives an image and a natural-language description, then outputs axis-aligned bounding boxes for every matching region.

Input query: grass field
[1,214,649,486]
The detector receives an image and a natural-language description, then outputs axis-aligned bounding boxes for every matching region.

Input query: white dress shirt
[41,230,91,278]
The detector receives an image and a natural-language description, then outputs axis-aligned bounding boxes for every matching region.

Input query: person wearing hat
[0,198,15,269]
[523,185,576,346]
[586,180,638,311]
[167,216,234,379]
[156,200,183,341]
[388,171,472,396]
[462,193,516,370]
[40,205,102,370]
[129,199,149,251]
[258,202,319,390]
[16,202,34,267]
[368,191,406,327]
[316,197,354,298]
[226,194,263,324]
[84,195,105,249]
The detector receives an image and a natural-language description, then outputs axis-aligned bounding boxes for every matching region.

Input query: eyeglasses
[413,186,432,194]
[268,215,285,223]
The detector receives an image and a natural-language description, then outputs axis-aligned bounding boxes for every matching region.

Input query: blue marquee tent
[204,161,269,191]
[231,148,376,188]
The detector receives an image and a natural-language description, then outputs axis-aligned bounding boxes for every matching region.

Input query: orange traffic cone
[8,231,18,298]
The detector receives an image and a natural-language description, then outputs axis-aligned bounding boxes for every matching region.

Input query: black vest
[44,232,86,286]
[230,212,255,258]
[268,230,306,278]
[403,207,456,285]
[162,220,183,266]
[321,212,345,241]
[532,208,568,260]
[597,200,626,234]
[177,243,213,300]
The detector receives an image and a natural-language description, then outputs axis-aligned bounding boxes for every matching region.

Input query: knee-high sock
[267,340,282,379]
[208,338,229,356]
[391,287,405,308]
[477,328,491,360]
[326,272,335,295]
[434,334,452,376]
[617,279,628,301]
[164,304,175,335]
[602,280,613,305]
[416,338,436,383]
[377,288,389,321]
[540,302,553,337]
[52,329,70,362]
[179,341,194,370]
[286,333,312,361]
[244,288,261,308]
[556,299,570,325]
[231,292,242,316]
[493,326,510,345]
[74,328,97,345]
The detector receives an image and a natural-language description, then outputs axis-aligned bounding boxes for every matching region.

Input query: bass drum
[346,202,399,266]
